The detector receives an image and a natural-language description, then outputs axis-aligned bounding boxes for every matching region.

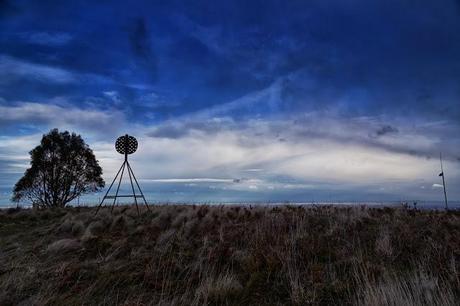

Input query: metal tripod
[95,151,149,215]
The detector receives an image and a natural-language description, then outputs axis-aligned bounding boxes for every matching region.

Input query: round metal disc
[115,135,138,155]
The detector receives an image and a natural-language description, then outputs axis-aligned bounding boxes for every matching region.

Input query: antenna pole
[440,153,448,210]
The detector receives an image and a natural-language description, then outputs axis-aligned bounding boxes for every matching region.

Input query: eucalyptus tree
[12,129,105,208]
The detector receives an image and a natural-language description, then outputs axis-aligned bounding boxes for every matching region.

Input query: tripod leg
[127,161,140,216]
[95,161,124,215]
[111,161,126,213]
[127,162,150,211]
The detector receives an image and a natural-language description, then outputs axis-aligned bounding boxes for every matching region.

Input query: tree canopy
[12,129,105,208]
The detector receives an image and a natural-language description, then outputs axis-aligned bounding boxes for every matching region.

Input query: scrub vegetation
[0,205,459,305]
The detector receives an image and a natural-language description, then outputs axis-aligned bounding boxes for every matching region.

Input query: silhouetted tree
[12,129,105,208]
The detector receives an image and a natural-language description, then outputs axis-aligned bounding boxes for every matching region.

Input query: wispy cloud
[18,31,73,46]
[0,134,42,189]
[102,91,122,105]
[0,55,115,87]
[0,102,125,136]
[0,55,76,84]
[141,178,236,183]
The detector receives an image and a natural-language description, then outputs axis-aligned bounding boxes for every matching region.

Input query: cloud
[375,125,399,137]
[19,31,73,46]
[0,55,76,84]
[140,117,456,183]
[117,107,458,202]
[0,133,43,193]
[187,79,284,119]
[2,108,460,203]
[147,117,236,139]
[0,55,117,92]
[432,184,444,188]
[147,124,187,139]
[141,178,235,183]
[0,102,125,136]
[103,91,122,105]
[138,92,182,108]
[146,107,460,163]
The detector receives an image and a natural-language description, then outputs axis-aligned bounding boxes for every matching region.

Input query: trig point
[95,134,149,215]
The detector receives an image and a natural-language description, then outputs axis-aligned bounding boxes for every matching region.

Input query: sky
[1,0,459,206]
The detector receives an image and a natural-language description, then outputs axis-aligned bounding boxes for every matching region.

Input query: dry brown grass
[0,205,459,305]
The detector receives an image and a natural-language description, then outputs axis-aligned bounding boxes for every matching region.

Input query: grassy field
[0,204,459,305]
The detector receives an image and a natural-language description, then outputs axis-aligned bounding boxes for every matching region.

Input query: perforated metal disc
[115,135,138,155]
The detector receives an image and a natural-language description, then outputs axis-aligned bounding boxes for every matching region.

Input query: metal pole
[440,153,448,210]
[127,162,150,210]
[127,161,140,216]
[111,161,126,212]
[95,161,125,215]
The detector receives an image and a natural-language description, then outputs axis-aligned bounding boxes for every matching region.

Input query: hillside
[0,205,459,305]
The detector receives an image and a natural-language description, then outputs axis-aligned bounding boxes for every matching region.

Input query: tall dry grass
[0,205,458,305]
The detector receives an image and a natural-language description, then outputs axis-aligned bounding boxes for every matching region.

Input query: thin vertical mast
[440,153,448,210]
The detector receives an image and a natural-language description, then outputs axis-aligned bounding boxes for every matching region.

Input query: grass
[0,204,459,305]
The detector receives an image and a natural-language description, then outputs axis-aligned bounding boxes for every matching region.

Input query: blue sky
[1,0,459,205]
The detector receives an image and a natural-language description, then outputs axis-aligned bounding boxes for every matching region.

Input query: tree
[12,129,105,208]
